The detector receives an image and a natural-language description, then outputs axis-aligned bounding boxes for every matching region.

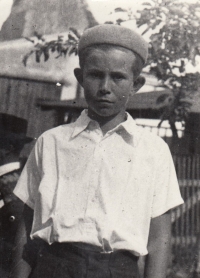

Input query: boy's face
[75,47,142,120]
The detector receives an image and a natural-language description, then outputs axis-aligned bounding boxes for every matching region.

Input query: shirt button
[9,215,15,222]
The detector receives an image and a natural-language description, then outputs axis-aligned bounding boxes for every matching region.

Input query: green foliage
[137,0,200,74]
[140,0,200,134]
[23,28,80,66]
[112,0,200,135]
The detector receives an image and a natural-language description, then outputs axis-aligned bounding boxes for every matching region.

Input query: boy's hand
[144,211,171,278]
[9,204,33,278]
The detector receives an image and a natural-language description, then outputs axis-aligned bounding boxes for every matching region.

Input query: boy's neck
[88,109,127,135]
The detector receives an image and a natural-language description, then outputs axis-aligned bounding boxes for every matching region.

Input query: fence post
[194,218,200,278]
[193,155,200,278]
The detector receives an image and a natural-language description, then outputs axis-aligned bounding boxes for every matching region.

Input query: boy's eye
[112,74,125,80]
[88,71,103,78]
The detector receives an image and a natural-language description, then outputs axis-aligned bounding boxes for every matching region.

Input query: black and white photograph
[0,0,199,277]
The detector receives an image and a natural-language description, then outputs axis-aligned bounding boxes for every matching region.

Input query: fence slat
[138,123,200,272]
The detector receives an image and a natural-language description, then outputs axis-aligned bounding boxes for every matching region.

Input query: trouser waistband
[41,241,138,264]
[29,240,140,278]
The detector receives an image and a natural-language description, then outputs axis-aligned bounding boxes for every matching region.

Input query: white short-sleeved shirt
[14,110,183,256]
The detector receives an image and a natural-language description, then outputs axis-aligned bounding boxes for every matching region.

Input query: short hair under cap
[78,24,148,64]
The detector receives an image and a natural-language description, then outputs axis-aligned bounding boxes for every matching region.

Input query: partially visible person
[0,113,33,276]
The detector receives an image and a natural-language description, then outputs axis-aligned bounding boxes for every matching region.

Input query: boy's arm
[10,204,34,278]
[144,211,171,278]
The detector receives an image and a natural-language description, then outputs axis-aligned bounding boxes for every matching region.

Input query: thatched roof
[0,0,97,41]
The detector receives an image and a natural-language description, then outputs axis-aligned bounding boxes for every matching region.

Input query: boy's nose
[99,77,111,94]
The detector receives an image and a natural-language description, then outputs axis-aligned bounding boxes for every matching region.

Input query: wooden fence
[138,123,200,275]
[171,155,200,267]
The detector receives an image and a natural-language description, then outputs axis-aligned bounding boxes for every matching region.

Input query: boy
[11,24,183,278]
[0,114,33,277]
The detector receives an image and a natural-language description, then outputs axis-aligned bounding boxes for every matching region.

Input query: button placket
[84,128,104,217]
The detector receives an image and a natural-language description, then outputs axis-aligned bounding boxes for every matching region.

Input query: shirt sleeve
[151,142,184,218]
[14,137,43,209]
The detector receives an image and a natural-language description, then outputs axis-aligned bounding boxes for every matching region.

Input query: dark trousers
[29,242,139,278]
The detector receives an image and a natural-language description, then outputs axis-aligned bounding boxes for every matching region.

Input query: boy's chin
[88,107,125,120]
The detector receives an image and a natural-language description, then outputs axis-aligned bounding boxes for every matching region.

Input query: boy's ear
[132,75,146,95]
[74,68,83,86]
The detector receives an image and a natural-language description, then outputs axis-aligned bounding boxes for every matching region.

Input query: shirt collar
[71,110,92,139]
[71,109,141,146]
[108,113,141,147]
[111,112,137,136]
[0,162,21,177]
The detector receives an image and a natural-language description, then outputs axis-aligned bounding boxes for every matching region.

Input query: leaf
[68,33,76,41]
[23,37,35,43]
[114,7,127,12]
[35,49,43,63]
[69,27,81,39]
[74,48,78,56]
[168,7,185,17]
[22,50,34,66]
[151,19,162,30]
[104,21,114,25]
[116,18,125,25]
[43,48,50,62]
[142,2,152,6]
[58,36,64,41]
[68,46,76,56]
[34,32,44,41]
[51,46,55,52]
[141,27,151,35]
[156,94,171,105]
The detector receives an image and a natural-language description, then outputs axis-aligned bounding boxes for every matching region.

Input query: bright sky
[87,0,199,23]
[87,0,144,23]
[0,0,13,30]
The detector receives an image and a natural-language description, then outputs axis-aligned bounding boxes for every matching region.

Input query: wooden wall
[0,76,62,156]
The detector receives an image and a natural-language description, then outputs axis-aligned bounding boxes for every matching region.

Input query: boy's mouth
[97,99,113,104]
